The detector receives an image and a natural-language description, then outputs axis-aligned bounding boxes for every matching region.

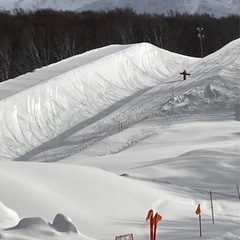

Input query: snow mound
[9,217,49,230]
[2,214,83,240]
[8,214,78,233]
[0,202,20,229]
[52,213,78,233]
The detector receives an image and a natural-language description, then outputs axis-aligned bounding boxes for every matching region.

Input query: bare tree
[0,37,12,81]
[52,33,76,61]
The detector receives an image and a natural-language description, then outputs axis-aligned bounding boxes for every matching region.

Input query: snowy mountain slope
[0,43,197,161]
[0,0,239,17]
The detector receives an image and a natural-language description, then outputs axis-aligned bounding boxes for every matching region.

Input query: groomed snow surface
[0,38,240,240]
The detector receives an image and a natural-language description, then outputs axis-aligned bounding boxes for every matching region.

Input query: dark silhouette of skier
[180,69,190,80]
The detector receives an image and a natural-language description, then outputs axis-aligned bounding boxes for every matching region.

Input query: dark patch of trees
[0,8,239,82]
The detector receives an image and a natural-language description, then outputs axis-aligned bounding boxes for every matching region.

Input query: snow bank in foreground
[1,213,92,240]
[8,213,78,233]
[0,161,197,240]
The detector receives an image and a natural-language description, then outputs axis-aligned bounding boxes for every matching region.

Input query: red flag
[146,209,154,240]
[153,212,163,225]
[146,209,154,221]
[195,204,201,215]
[153,213,162,240]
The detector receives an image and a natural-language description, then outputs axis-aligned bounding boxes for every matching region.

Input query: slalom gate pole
[146,209,154,240]
[210,190,215,224]
[153,222,157,240]
[199,214,202,237]
[237,184,240,200]
[150,218,154,240]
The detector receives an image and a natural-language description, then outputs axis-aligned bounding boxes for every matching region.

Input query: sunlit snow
[0,39,239,240]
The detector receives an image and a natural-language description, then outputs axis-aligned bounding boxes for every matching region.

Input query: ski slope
[0,42,197,161]
[0,39,239,240]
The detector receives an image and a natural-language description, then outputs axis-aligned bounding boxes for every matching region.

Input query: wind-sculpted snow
[1,213,91,240]
[0,202,19,229]
[0,43,196,160]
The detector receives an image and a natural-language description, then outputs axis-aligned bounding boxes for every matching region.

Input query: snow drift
[1,213,91,240]
[0,202,19,229]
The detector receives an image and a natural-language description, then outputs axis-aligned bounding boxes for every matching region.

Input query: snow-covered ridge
[0,0,239,17]
[0,39,240,162]
[0,42,196,161]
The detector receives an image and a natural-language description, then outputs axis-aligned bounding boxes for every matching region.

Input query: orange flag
[153,213,162,240]
[153,212,163,225]
[146,209,154,240]
[146,209,154,221]
[195,204,201,215]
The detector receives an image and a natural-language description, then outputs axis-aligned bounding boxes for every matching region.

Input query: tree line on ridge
[0,8,239,82]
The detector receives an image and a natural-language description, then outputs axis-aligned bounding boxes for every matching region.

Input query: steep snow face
[14,38,240,163]
[0,0,239,17]
[0,45,132,101]
[0,43,196,161]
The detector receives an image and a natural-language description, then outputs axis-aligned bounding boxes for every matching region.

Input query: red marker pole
[195,204,202,237]
[153,221,157,240]
[146,210,154,240]
[153,213,162,240]
[199,213,202,237]
[150,217,154,240]
[210,190,214,224]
